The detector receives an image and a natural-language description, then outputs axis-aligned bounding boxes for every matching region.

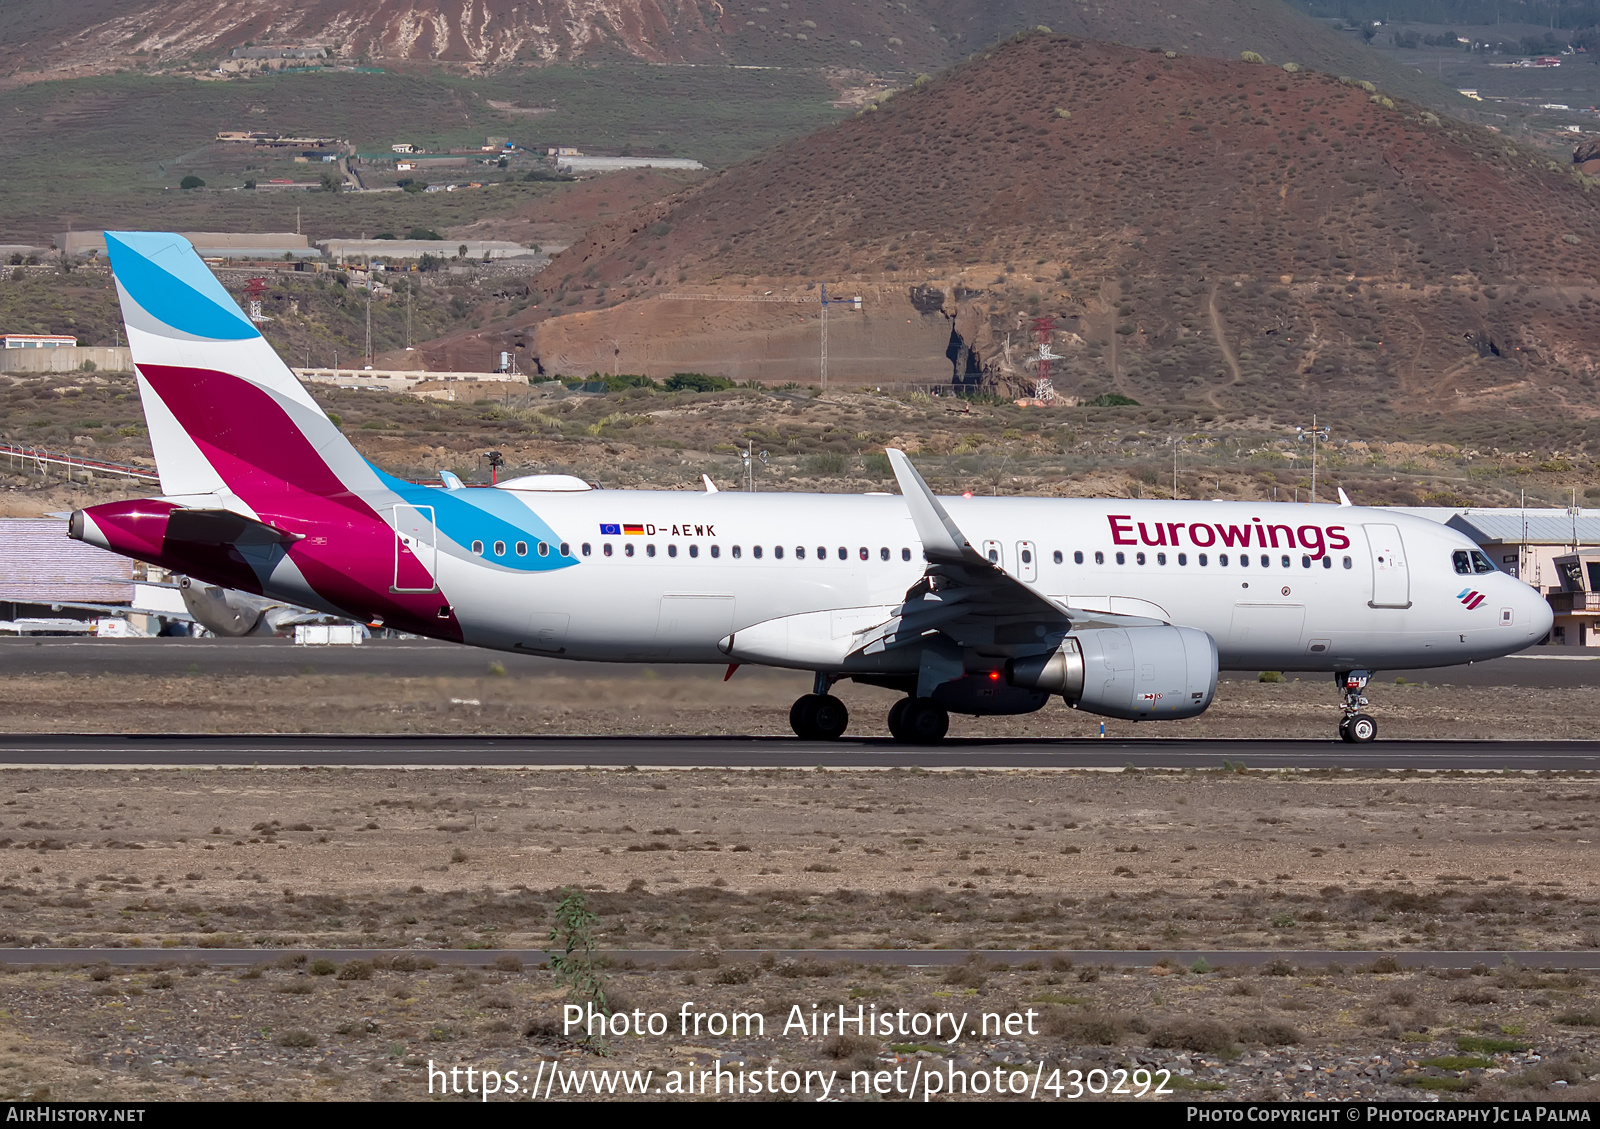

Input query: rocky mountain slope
[462,32,1600,421]
[0,0,1453,108]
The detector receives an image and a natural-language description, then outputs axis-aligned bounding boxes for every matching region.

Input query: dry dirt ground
[0,762,1597,1100]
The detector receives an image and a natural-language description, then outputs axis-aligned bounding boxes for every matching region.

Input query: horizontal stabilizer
[165,509,303,547]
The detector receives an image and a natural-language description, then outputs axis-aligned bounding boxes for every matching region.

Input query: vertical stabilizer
[105,232,377,507]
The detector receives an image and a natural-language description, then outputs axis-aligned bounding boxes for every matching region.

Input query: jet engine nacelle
[178,577,270,637]
[1007,625,1218,721]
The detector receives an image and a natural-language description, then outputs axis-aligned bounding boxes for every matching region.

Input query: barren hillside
[0,0,1454,108]
[457,33,1600,419]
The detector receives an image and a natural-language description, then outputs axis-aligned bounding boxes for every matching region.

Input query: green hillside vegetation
[0,65,841,243]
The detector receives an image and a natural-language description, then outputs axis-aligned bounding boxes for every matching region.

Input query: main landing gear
[790,674,849,740]
[887,697,949,744]
[1336,670,1377,743]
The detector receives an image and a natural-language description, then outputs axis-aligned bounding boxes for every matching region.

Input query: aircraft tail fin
[105,232,371,507]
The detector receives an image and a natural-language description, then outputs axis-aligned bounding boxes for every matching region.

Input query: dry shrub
[336,960,373,981]
[493,955,525,973]
[1238,1019,1301,1046]
[714,965,753,985]
[1146,1018,1235,1054]
[1451,988,1500,1006]
[1042,1007,1125,1044]
[822,1034,881,1068]
[1385,987,1418,1007]
[943,961,987,989]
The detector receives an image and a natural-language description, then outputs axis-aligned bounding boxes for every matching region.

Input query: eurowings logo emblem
[1457,588,1488,610]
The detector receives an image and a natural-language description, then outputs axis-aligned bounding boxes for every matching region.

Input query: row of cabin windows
[1053,549,1353,570]
[465,539,1357,571]
[470,539,570,558]
[579,543,918,561]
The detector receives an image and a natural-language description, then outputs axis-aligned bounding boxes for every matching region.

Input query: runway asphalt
[1,637,1596,688]
[2,733,1599,770]
[1,948,1595,970]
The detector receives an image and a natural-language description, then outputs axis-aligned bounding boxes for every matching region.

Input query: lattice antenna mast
[1024,315,1061,401]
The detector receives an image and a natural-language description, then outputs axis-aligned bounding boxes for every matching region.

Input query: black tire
[1338,718,1353,743]
[900,697,949,744]
[1349,714,1377,743]
[811,695,849,740]
[789,694,821,739]
[886,698,911,741]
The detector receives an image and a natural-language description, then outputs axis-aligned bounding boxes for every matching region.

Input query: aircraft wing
[871,449,1165,660]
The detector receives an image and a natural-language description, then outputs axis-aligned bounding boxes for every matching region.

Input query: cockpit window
[1452,550,1472,576]
[1471,549,1497,575]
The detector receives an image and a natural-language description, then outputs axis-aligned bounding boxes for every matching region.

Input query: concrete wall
[0,347,131,374]
[295,369,527,394]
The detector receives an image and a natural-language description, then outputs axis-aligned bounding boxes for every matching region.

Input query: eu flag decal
[599,523,621,536]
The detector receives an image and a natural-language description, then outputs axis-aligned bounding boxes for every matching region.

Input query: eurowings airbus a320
[68,233,1552,743]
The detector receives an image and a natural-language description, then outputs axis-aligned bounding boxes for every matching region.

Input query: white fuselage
[411,489,1551,673]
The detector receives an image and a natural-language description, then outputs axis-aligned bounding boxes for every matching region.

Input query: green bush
[1084,392,1140,407]
[179,175,205,190]
[664,372,733,393]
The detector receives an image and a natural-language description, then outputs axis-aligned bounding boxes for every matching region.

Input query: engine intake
[1007,625,1218,721]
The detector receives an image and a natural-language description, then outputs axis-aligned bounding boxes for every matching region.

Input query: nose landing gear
[1336,670,1377,743]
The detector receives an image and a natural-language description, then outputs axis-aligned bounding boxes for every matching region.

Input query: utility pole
[819,282,829,392]
[405,280,412,349]
[364,280,372,366]
[1296,415,1330,502]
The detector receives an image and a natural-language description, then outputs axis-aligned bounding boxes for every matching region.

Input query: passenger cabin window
[796,546,806,560]
[901,548,912,562]
[668,544,678,558]
[1342,556,1352,569]
[493,540,506,557]
[689,545,699,559]
[710,545,720,559]
[1156,552,1166,565]
[1198,553,1208,566]
[859,547,868,561]
[1115,552,1125,565]
[1177,553,1186,566]
[515,541,528,557]
[753,546,763,559]
[559,543,570,557]
[1072,551,1082,565]
[1280,555,1290,568]
[1321,556,1332,569]
[1301,555,1311,568]
[625,543,635,557]
[880,547,890,561]
[1136,552,1146,565]
[1095,551,1104,565]
[773,545,783,560]
[1054,550,1064,564]
[818,547,827,560]
[732,546,742,559]
[645,543,656,558]
[471,540,484,556]
[537,541,549,557]
[603,543,612,557]
[1239,554,1248,567]
[837,547,847,560]
[582,543,592,557]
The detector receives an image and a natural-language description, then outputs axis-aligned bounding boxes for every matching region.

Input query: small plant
[277,1030,318,1048]
[1258,670,1286,683]
[309,959,336,976]
[549,887,608,1021]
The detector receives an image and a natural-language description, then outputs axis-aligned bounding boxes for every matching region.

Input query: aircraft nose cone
[1523,582,1554,639]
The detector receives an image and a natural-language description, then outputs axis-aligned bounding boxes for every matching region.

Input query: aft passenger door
[1363,523,1411,609]
[981,539,1004,570]
[390,504,437,593]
